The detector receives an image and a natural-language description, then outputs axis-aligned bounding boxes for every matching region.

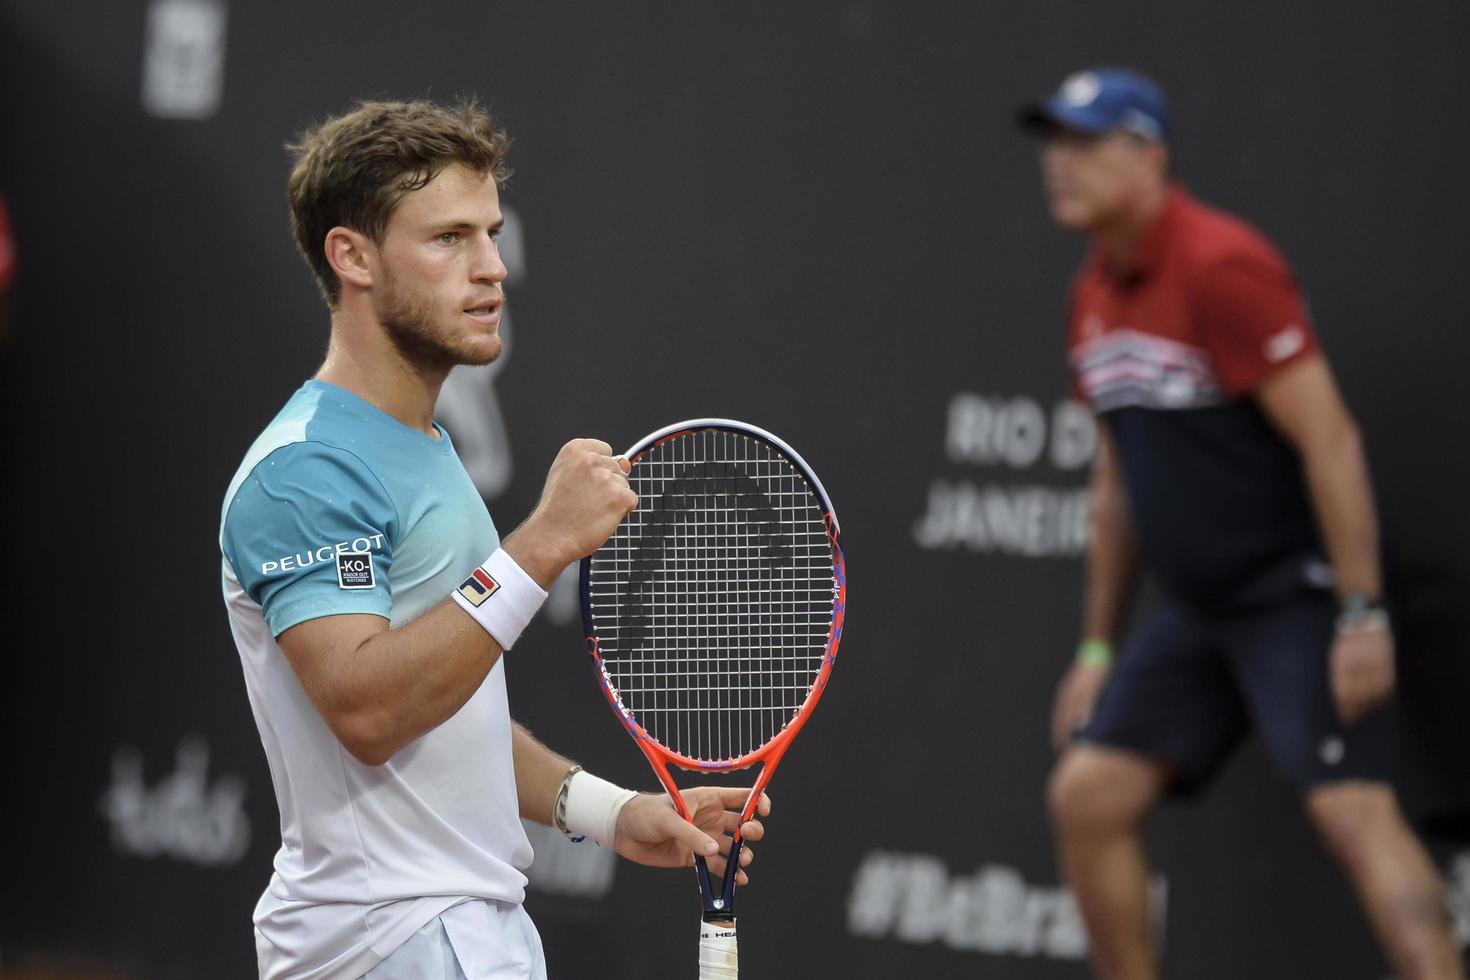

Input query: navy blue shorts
[1080,593,1393,794]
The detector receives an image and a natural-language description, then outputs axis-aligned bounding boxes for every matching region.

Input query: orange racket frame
[580,418,846,916]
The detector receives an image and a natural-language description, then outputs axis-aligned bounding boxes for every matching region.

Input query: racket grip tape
[698,915,738,979]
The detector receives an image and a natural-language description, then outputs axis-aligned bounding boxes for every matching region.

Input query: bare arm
[1051,423,1140,750]
[1255,353,1391,723]
[1255,354,1380,598]
[512,721,575,824]
[1080,423,1140,645]
[277,439,637,766]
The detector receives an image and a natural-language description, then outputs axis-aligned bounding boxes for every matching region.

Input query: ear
[324,226,376,293]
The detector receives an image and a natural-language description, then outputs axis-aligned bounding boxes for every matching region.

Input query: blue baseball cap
[1018,69,1171,143]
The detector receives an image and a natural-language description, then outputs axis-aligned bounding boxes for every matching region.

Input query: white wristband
[563,770,639,848]
[450,548,548,650]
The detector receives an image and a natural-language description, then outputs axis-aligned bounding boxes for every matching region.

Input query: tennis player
[219,99,769,979]
[1022,70,1463,978]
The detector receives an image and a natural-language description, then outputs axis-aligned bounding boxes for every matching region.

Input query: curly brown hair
[286,98,512,307]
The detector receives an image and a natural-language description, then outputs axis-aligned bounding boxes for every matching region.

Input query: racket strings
[587,428,836,764]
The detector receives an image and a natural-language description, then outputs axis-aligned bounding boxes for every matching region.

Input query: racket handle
[698,914,738,979]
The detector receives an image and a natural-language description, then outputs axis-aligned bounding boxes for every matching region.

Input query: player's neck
[1093,181,1170,271]
[316,309,447,438]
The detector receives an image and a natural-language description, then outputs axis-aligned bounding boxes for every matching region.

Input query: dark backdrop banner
[2,2,1467,977]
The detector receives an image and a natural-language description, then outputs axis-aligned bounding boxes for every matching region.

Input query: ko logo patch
[337,551,375,590]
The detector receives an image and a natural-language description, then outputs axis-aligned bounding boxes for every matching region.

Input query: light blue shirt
[220,380,531,980]
[222,379,497,633]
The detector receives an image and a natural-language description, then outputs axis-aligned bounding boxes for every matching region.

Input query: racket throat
[694,838,746,915]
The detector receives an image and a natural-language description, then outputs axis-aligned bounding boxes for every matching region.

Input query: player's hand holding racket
[582,419,845,979]
[614,787,772,885]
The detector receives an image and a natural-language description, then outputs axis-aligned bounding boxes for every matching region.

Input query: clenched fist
[502,439,638,587]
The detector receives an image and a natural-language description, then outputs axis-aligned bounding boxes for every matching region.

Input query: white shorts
[362,899,547,980]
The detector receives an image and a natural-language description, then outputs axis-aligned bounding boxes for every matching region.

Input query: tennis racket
[580,419,846,979]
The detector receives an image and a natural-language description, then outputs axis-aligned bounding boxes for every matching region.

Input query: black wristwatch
[1336,593,1389,633]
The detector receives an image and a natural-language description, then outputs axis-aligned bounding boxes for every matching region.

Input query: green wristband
[1076,640,1114,667]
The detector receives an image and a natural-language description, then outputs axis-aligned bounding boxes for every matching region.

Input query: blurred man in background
[1023,69,1463,979]
[219,99,767,979]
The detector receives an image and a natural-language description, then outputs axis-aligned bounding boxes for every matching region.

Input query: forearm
[1302,424,1381,598]
[287,522,570,765]
[1253,357,1381,600]
[1080,445,1139,645]
[332,603,506,764]
[511,726,638,846]
[513,722,576,825]
[1081,512,1138,643]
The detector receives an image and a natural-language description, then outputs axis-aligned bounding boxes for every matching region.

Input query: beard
[376,267,502,370]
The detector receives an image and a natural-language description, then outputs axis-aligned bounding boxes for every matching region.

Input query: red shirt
[1069,186,1318,406]
[1066,187,1328,610]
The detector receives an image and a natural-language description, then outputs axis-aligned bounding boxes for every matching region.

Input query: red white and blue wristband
[451,548,548,650]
